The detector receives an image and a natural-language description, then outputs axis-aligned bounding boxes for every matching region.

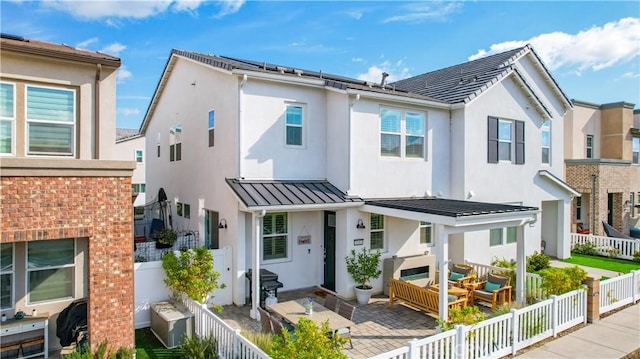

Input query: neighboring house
[0,34,135,352]
[564,100,639,236]
[115,129,147,236]
[140,44,575,319]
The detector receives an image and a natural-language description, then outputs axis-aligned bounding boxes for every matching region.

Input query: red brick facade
[1,175,134,351]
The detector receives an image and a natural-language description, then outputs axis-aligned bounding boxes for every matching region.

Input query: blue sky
[2,1,639,129]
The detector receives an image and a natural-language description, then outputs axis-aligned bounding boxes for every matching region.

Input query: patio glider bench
[388,278,467,316]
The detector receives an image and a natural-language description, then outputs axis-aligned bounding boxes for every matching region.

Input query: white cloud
[100,42,126,56]
[75,37,98,50]
[117,67,132,83]
[469,18,640,74]
[118,108,140,116]
[214,0,245,18]
[622,72,640,79]
[383,1,462,23]
[356,60,411,83]
[352,57,365,63]
[345,10,363,20]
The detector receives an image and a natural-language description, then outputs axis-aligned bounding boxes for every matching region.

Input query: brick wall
[566,162,631,235]
[0,176,134,351]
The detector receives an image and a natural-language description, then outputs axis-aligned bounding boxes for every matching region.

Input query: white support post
[436,224,449,320]
[510,309,519,356]
[551,295,558,337]
[250,211,263,320]
[633,270,640,303]
[515,225,526,304]
[455,325,466,359]
[407,338,419,359]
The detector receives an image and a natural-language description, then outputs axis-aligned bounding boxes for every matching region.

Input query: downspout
[238,74,247,178]
[250,209,266,320]
[591,174,597,234]
[94,64,102,159]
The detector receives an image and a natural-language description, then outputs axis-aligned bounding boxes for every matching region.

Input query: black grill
[245,268,283,308]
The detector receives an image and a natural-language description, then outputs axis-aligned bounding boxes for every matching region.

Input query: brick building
[564,100,640,236]
[0,34,136,352]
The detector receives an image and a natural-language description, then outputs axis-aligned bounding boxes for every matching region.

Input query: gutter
[346,89,452,110]
[232,69,325,87]
[94,64,101,159]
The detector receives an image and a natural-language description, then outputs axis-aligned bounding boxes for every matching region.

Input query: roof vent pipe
[380,72,389,87]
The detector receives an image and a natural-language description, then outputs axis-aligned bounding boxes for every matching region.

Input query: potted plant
[156,228,177,249]
[345,247,382,305]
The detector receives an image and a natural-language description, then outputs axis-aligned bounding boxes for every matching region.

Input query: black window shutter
[515,120,525,164]
[208,129,215,147]
[170,144,175,162]
[488,117,498,163]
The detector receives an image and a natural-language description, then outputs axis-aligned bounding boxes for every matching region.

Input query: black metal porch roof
[365,197,538,218]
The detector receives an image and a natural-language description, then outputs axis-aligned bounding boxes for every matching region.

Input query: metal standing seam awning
[225,178,364,320]
[361,197,540,320]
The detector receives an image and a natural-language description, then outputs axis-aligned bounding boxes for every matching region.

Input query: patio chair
[257,306,272,334]
[471,273,512,310]
[270,316,286,336]
[335,301,356,348]
[324,294,339,312]
[448,264,474,288]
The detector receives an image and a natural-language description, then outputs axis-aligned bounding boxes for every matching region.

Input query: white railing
[599,270,640,314]
[180,296,270,359]
[464,261,506,280]
[372,287,587,359]
[571,233,640,260]
[525,273,546,301]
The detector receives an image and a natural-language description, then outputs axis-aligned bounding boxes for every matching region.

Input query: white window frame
[25,84,76,157]
[489,227,517,246]
[132,183,145,194]
[633,137,639,164]
[1,243,14,310]
[0,81,16,156]
[576,196,582,221]
[135,149,144,164]
[419,221,433,246]
[262,212,290,263]
[156,132,161,158]
[370,213,386,251]
[284,104,305,148]
[541,120,550,164]
[498,119,513,162]
[208,110,215,147]
[26,238,76,304]
[586,135,593,159]
[184,203,191,219]
[380,108,426,159]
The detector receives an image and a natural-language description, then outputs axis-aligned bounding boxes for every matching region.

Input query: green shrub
[606,246,620,258]
[243,331,275,353]
[633,250,640,263]
[436,306,485,332]
[269,318,347,359]
[491,257,516,298]
[539,266,587,295]
[162,246,225,308]
[527,251,550,272]
[64,340,135,359]
[180,335,217,359]
[572,242,598,256]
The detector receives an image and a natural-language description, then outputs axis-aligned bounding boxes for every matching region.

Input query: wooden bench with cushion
[469,273,512,310]
[448,264,474,288]
[388,279,467,315]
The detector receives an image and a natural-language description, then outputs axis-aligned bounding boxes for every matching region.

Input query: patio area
[216,286,491,359]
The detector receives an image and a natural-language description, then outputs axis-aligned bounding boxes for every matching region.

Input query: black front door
[607,193,614,225]
[323,211,336,291]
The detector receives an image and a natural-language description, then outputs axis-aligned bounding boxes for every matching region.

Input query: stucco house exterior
[140,44,575,319]
[115,129,147,236]
[564,100,639,236]
[0,34,135,352]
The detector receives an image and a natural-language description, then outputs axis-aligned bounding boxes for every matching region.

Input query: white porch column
[250,210,265,320]
[515,224,526,304]
[436,224,449,320]
[557,199,572,259]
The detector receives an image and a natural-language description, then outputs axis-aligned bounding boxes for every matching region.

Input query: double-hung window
[132,183,145,194]
[27,238,75,303]
[208,110,215,147]
[285,105,303,147]
[26,85,75,156]
[370,214,385,250]
[135,149,144,164]
[488,117,525,164]
[0,243,13,310]
[541,120,550,164]
[633,137,639,164]
[0,82,15,155]
[380,108,426,158]
[489,227,517,246]
[169,124,182,161]
[419,221,432,245]
[586,135,593,159]
[263,213,288,261]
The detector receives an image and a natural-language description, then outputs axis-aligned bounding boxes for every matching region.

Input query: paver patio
[217,287,452,358]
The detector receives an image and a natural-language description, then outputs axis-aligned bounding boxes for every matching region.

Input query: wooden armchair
[448,264,474,288]
[470,273,512,310]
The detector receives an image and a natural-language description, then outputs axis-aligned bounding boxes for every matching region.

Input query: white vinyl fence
[599,270,640,314]
[180,296,270,359]
[571,233,640,260]
[371,287,587,359]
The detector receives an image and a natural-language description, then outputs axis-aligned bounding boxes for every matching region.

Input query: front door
[607,193,613,225]
[323,211,336,291]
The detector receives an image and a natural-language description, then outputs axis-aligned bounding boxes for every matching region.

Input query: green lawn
[562,254,640,274]
[135,328,183,359]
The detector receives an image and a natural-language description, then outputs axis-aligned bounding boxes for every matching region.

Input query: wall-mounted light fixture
[218,219,228,229]
[356,219,366,229]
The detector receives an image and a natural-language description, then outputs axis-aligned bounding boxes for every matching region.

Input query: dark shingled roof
[391,46,528,104]
[366,198,538,218]
[116,128,140,141]
[226,178,363,208]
